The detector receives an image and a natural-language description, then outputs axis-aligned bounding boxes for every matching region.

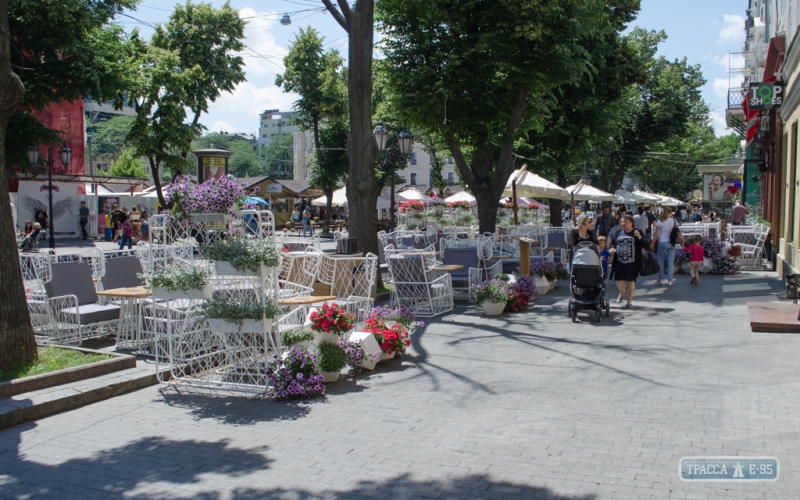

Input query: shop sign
[265,183,283,193]
[749,82,783,110]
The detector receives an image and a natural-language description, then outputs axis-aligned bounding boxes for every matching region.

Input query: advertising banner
[17,180,80,238]
[703,173,739,202]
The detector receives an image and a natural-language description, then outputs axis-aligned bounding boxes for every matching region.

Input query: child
[684,234,705,285]
[598,235,611,279]
[104,210,112,242]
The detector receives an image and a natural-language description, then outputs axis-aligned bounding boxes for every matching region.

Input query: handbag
[670,225,684,246]
[639,250,660,277]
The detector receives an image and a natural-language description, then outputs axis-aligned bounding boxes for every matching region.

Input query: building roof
[231,176,270,188]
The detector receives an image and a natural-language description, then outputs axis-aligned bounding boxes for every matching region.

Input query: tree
[0,0,135,370]
[320,1,381,263]
[191,133,263,178]
[308,119,349,227]
[262,133,294,178]
[127,0,246,208]
[275,28,346,232]
[109,147,148,178]
[92,116,136,159]
[379,0,638,232]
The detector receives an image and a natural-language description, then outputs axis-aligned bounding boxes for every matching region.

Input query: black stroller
[567,241,609,322]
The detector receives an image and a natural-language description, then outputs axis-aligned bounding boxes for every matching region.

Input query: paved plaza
[2,271,798,499]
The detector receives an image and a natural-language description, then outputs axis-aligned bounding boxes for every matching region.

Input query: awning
[502,169,571,200]
[566,184,616,202]
[444,191,477,205]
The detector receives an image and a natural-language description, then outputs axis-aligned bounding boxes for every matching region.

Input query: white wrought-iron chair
[317,252,378,298]
[278,245,322,298]
[386,244,453,317]
[730,224,770,270]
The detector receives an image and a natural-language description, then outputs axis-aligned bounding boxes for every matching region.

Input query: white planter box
[313,331,340,346]
[152,284,211,301]
[379,351,396,360]
[480,301,506,316]
[680,261,692,275]
[700,257,714,274]
[534,276,550,295]
[321,371,339,383]
[208,318,273,333]
[214,261,272,278]
[348,332,382,371]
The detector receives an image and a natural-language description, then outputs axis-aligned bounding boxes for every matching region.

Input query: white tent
[397,189,427,201]
[312,186,348,207]
[633,190,661,202]
[131,190,160,198]
[444,191,477,205]
[502,170,571,200]
[566,184,616,202]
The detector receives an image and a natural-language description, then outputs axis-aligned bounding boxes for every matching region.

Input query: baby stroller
[567,241,609,323]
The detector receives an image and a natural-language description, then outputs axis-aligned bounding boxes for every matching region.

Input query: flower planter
[348,332,382,371]
[188,213,229,225]
[379,351,396,360]
[480,301,506,316]
[208,318,272,333]
[549,280,558,291]
[534,276,550,295]
[152,284,211,301]
[680,261,692,275]
[313,331,340,346]
[214,261,271,278]
[321,371,339,383]
[700,257,714,274]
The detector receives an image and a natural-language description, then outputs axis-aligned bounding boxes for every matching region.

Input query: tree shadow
[159,389,314,425]
[1,422,272,499]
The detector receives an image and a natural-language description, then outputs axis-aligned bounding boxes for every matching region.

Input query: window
[410,152,418,165]
[447,172,455,183]
[410,173,417,185]
[447,157,454,164]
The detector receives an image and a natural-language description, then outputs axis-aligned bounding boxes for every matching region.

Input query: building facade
[259,109,302,148]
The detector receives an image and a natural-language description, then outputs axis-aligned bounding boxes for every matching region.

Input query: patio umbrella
[633,190,661,203]
[566,184,616,202]
[444,191,477,205]
[501,197,534,208]
[245,196,268,205]
[397,189,427,201]
[312,186,348,207]
[501,170,571,200]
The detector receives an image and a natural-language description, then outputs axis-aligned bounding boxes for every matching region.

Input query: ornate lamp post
[373,123,413,232]
[27,144,72,249]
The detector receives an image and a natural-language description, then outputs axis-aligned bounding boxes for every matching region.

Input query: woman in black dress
[608,214,649,309]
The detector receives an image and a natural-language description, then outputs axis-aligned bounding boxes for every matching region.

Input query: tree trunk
[0,0,37,370]
[344,2,379,264]
[322,183,333,234]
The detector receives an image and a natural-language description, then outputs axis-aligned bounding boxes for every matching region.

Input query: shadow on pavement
[159,390,313,425]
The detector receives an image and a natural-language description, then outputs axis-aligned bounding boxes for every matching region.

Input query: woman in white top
[652,207,677,285]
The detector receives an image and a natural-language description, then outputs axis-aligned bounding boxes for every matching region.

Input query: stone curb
[0,346,136,399]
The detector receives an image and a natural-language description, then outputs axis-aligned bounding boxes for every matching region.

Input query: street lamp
[373,123,413,232]
[27,144,72,249]
[280,14,291,25]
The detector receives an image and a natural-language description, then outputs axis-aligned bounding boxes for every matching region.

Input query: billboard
[17,180,79,238]
[749,82,783,110]
[704,173,739,202]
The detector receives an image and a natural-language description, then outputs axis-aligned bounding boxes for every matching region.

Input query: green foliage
[281,328,315,347]
[202,297,279,325]
[308,118,349,197]
[139,265,210,292]
[202,238,280,272]
[262,133,294,178]
[317,341,347,373]
[191,133,263,178]
[93,116,136,158]
[0,347,112,383]
[109,148,148,178]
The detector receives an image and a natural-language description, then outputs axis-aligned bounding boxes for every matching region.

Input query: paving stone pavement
[2,271,799,499]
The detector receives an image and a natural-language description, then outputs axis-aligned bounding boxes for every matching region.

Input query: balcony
[726,87,746,130]
[728,87,746,109]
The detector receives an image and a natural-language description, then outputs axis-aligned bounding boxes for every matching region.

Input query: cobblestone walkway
[2,272,798,499]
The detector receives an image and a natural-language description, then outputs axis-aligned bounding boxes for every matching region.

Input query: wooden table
[96,286,152,350]
[431,264,464,272]
[511,237,539,276]
[279,295,336,306]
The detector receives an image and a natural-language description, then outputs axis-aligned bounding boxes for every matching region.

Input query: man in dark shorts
[110,204,122,242]
[78,201,90,240]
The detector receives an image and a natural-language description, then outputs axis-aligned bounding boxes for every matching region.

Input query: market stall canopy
[312,186,348,207]
[614,190,640,204]
[444,191,477,205]
[502,170,571,200]
[397,189,426,201]
[131,190,160,198]
[633,190,661,202]
[566,184,616,202]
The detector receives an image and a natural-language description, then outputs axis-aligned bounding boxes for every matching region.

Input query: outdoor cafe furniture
[96,285,152,350]
[727,223,770,270]
[440,244,502,301]
[279,247,323,298]
[316,252,379,299]
[385,244,454,317]
[41,260,121,345]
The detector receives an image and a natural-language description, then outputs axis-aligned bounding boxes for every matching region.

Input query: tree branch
[321,0,350,32]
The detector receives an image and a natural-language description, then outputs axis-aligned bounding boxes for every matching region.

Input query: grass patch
[377,283,394,294]
[0,346,113,383]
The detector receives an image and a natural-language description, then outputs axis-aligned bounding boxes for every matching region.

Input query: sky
[122,0,749,138]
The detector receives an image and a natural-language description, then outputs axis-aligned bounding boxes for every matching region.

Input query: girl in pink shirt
[683,235,705,286]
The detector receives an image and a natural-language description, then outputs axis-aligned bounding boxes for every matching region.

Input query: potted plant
[140,264,212,301]
[449,200,471,210]
[317,340,347,382]
[267,346,325,399]
[203,297,279,333]
[506,271,538,312]
[470,277,514,316]
[165,175,251,222]
[281,327,315,351]
[530,260,564,293]
[308,303,355,345]
[364,306,421,359]
[203,238,280,277]
[340,336,381,373]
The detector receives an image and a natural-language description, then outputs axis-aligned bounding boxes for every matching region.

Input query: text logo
[679,457,779,482]
[749,82,783,110]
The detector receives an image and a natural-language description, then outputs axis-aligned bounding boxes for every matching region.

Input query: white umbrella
[397,189,427,201]
[566,184,616,202]
[614,190,640,204]
[312,186,347,207]
[502,169,571,200]
[444,191,477,205]
[633,190,661,202]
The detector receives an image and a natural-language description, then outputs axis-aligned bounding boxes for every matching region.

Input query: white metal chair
[317,252,378,298]
[386,245,453,317]
[730,224,770,270]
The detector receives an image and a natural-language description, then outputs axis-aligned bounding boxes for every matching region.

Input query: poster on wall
[200,156,226,183]
[17,180,79,238]
[703,173,740,202]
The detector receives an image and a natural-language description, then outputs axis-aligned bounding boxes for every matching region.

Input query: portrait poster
[703,173,739,202]
[17,180,79,238]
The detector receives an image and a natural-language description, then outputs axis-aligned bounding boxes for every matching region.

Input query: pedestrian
[118,214,133,250]
[643,205,656,238]
[78,201,90,240]
[22,220,33,236]
[35,208,48,230]
[139,213,149,242]
[608,214,648,309]
[691,208,703,222]
[730,200,747,226]
[633,206,648,234]
[104,210,112,241]
[598,235,611,278]
[291,206,301,227]
[302,205,313,237]
[595,206,617,237]
[652,206,678,285]
[110,204,122,241]
[684,234,705,286]
[569,214,599,248]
